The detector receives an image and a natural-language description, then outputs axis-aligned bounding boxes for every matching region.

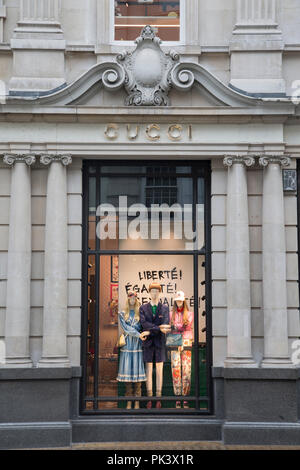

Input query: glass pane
[198,254,206,344]
[198,254,208,411]
[196,177,205,251]
[117,254,196,409]
[83,254,208,411]
[115,0,181,42]
[101,166,146,175]
[100,176,147,206]
[97,255,119,406]
[100,165,191,175]
[98,175,196,251]
[88,177,96,250]
[85,255,96,399]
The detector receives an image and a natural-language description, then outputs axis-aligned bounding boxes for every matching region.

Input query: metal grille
[145,166,178,206]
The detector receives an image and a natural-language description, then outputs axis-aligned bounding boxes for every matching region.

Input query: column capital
[258,155,291,167]
[3,154,36,166]
[223,155,255,168]
[40,154,72,167]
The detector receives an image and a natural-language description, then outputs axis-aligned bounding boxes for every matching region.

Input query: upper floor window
[113,0,183,43]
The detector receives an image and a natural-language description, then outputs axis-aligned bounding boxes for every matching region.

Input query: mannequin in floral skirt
[169,291,194,409]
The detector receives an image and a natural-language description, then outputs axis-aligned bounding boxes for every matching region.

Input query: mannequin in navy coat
[139,283,170,409]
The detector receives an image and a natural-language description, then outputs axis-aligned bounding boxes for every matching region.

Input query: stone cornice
[40,154,72,166]
[3,154,36,166]
[223,155,255,167]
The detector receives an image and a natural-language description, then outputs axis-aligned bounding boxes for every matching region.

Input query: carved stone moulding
[258,155,291,168]
[3,154,36,166]
[117,25,180,106]
[40,154,72,166]
[2,153,73,167]
[223,155,255,167]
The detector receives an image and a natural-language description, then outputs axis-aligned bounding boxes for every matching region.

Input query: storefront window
[114,0,183,43]
[81,161,211,413]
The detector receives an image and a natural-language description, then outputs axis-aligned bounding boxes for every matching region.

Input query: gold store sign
[104,124,193,142]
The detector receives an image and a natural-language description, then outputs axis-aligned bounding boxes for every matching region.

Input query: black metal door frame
[80,159,213,415]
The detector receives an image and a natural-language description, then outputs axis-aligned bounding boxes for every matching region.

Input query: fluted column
[3,154,36,368]
[38,155,72,368]
[259,155,292,367]
[223,156,256,367]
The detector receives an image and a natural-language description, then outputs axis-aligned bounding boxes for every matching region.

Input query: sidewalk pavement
[28,441,300,450]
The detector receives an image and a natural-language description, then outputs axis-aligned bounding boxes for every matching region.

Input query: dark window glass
[81,161,211,415]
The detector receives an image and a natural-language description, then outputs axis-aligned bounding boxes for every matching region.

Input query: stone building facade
[0,0,300,448]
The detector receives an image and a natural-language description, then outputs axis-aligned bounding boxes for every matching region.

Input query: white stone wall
[211,159,299,366]
[0,1,300,94]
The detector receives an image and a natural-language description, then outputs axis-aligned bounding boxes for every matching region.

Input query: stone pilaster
[3,154,35,368]
[184,0,200,57]
[223,155,256,367]
[0,0,6,43]
[230,0,285,95]
[96,0,110,56]
[259,155,293,367]
[38,154,72,368]
[235,0,278,32]
[18,0,62,29]
[9,0,66,93]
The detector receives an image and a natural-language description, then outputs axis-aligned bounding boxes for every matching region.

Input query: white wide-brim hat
[174,291,185,302]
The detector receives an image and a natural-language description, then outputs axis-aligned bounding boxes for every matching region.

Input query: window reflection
[83,253,208,411]
[86,255,96,400]
[94,172,203,251]
[114,0,181,42]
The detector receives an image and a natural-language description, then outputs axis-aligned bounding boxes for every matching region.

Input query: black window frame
[80,159,213,416]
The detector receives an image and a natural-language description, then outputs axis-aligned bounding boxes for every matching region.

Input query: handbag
[166,333,183,347]
[116,333,126,348]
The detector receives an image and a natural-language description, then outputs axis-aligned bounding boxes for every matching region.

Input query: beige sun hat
[174,291,185,301]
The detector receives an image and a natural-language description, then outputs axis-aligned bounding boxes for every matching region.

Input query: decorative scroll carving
[3,154,36,166]
[258,155,291,168]
[170,63,195,92]
[40,154,72,166]
[102,65,126,91]
[223,155,255,167]
[117,25,179,106]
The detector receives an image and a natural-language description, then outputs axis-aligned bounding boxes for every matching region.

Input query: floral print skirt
[170,349,192,396]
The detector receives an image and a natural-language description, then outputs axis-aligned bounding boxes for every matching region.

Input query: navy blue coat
[139,302,170,363]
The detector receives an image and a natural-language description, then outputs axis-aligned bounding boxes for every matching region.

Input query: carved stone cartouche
[117,25,179,106]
